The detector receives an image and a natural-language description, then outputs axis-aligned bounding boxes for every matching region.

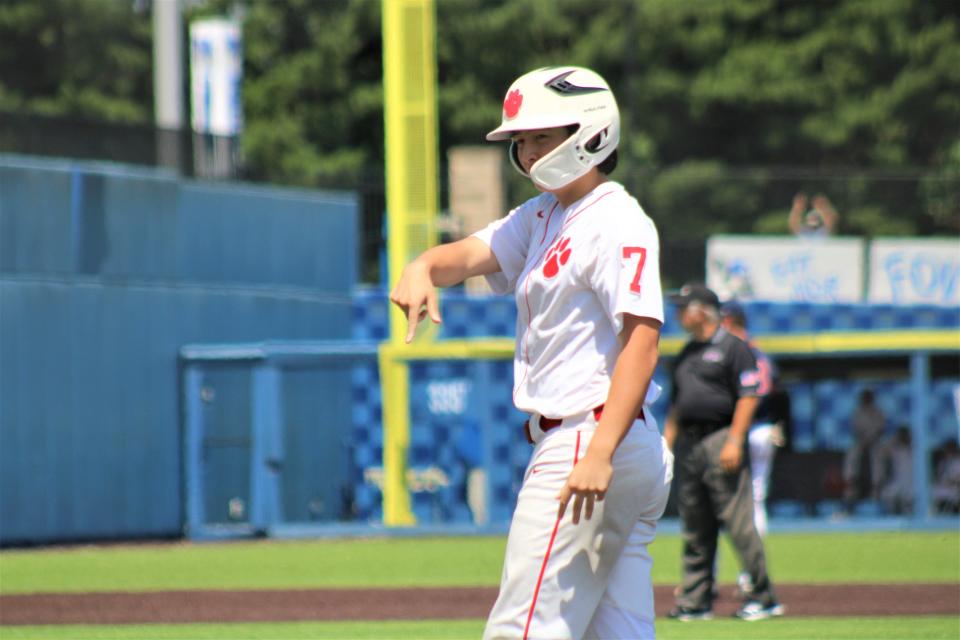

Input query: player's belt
[524,405,646,444]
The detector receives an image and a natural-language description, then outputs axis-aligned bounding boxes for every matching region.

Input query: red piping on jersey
[513,266,534,406]
[514,188,617,407]
[513,200,557,405]
[539,201,560,246]
[542,188,617,253]
[522,431,582,640]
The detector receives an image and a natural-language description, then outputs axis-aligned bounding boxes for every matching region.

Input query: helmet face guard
[488,67,620,190]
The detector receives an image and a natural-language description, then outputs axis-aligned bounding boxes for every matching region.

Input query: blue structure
[345,289,959,527]
[0,156,358,544]
[179,291,958,536]
[179,342,379,539]
[1,155,956,545]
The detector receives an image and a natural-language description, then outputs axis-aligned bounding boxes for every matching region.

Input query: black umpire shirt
[671,327,761,431]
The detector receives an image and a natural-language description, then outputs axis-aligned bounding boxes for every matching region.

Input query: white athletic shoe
[734,601,785,621]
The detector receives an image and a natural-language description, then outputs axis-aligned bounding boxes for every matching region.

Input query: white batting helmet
[487,66,620,190]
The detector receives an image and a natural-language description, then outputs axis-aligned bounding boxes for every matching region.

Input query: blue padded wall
[727,301,959,334]
[280,366,357,523]
[0,156,359,544]
[349,288,959,525]
[3,152,955,540]
[350,361,384,522]
[177,182,357,290]
[349,356,529,525]
[0,155,358,288]
[0,280,353,542]
[0,162,76,273]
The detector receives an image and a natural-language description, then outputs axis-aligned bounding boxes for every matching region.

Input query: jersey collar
[553,180,623,212]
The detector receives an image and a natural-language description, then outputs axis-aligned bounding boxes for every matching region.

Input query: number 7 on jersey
[622,246,647,294]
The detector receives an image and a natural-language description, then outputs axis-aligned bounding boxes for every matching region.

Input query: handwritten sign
[707,235,865,302]
[869,238,960,306]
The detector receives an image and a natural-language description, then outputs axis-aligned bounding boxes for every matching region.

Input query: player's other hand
[389,260,442,343]
[557,452,613,525]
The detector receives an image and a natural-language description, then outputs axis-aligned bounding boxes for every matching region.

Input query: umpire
[663,283,783,622]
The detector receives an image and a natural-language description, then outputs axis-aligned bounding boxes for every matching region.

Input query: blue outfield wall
[177,292,960,538]
[0,155,356,290]
[0,155,358,544]
[348,288,960,526]
[2,155,958,544]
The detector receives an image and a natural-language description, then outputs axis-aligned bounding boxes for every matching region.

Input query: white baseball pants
[748,423,777,538]
[483,409,673,640]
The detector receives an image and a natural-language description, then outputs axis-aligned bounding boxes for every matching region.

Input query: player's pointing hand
[389,259,442,343]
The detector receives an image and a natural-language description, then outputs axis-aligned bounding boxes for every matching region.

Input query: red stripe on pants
[523,431,582,639]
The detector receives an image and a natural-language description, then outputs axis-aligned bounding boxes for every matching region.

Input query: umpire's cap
[668,282,720,308]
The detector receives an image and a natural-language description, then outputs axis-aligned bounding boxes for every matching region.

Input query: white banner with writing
[868,238,960,306]
[707,235,865,303]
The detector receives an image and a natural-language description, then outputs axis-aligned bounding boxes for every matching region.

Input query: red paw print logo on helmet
[503,89,523,119]
[543,236,572,279]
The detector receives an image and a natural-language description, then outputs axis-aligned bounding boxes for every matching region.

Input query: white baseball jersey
[473,181,673,639]
[473,181,664,417]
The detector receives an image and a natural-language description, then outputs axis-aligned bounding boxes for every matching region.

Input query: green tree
[228,0,384,187]
[2,0,957,254]
[0,0,152,122]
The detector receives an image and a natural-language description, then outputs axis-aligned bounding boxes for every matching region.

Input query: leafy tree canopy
[0,0,151,122]
[1,0,957,243]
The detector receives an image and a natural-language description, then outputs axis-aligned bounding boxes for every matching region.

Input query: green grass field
[1,530,958,639]
[3,617,958,640]
[1,531,957,593]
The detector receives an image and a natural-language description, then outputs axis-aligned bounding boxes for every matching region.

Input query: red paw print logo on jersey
[503,89,523,119]
[542,236,572,279]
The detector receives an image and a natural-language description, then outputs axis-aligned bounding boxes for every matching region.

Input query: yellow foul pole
[381,0,439,526]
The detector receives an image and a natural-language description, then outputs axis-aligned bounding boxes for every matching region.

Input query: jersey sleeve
[753,349,775,397]
[471,198,538,295]
[585,202,664,334]
[730,339,761,398]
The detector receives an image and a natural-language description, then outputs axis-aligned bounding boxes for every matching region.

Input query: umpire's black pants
[673,427,778,609]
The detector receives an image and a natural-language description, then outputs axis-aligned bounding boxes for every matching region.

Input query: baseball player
[390,66,673,639]
[720,300,787,594]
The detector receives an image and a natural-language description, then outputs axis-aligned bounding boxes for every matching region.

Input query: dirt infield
[2,584,957,625]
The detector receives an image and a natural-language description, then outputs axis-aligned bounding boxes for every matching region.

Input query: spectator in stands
[876,426,913,515]
[842,389,887,514]
[788,192,838,237]
[932,438,960,514]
